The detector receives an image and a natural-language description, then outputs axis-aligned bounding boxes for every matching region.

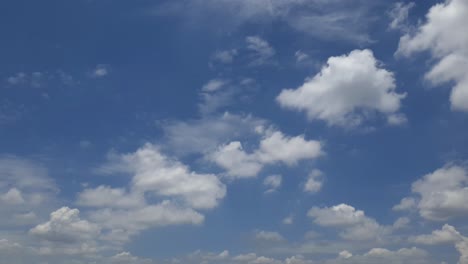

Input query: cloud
[154,0,379,43]
[304,169,324,193]
[254,230,285,242]
[409,224,468,264]
[162,113,266,156]
[392,197,417,211]
[410,224,462,245]
[77,186,145,209]
[0,156,57,227]
[79,144,228,243]
[209,129,322,178]
[109,251,154,264]
[308,204,390,241]
[388,2,415,32]
[98,143,226,210]
[202,79,228,92]
[263,175,282,193]
[295,50,309,63]
[88,201,204,242]
[396,0,468,111]
[30,207,100,243]
[210,141,264,178]
[198,79,238,115]
[211,49,238,64]
[92,65,109,78]
[396,164,468,221]
[277,49,406,128]
[245,36,276,66]
[30,207,101,255]
[282,215,294,225]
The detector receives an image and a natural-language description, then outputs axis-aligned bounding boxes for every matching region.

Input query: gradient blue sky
[1,0,468,264]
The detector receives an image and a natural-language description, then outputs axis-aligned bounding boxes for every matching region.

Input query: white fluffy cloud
[409,224,468,264]
[99,143,226,210]
[277,49,406,127]
[308,204,389,241]
[77,144,227,244]
[77,186,145,209]
[210,130,322,178]
[30,207,101,255]
[410,224,462,245]
[396,164,468,221]
[88,200,204,241]
[0,156,57,227]
[397,0,468,111]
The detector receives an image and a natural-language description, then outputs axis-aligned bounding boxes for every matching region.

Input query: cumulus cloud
[396,164,468,221]
[409,224,468,264]
[209,130,322,178]
[30,207,101,255]
[277,49,406,127]
[99,143,226,210]
[0,156,57,227]
[397,0,468,111]
[77,186,145,209]
[308,204,390,241]
[88,201,204,242]
[393,197,417,211]
[410,224,462,245]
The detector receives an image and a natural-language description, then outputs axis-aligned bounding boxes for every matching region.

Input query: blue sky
[1,0,468,263]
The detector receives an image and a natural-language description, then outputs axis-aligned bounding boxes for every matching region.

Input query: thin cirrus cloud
[153,0,381,43]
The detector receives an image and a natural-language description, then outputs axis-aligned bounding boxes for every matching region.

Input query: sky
[1,0,468,263]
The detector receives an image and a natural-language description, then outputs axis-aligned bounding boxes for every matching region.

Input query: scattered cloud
[308,204,390,241]
[209,129,323,178]
[397,0,468,111]
[396,164,468,221]
[277,49,406,128]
